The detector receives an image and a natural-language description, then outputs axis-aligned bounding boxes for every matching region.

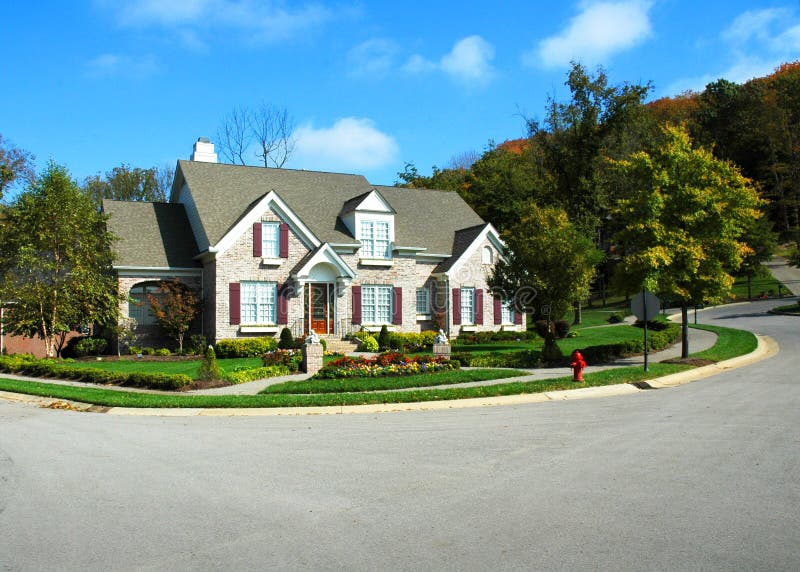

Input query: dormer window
[360,220,391,259]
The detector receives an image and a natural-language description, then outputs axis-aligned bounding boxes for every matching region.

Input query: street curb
[0,334,779,417]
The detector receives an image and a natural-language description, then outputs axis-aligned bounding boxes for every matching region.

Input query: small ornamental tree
[147,279,199,353]
[197,345,222,381]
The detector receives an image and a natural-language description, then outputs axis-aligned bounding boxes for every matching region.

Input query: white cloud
[84,53,159,79]
[667,7,800,95]
[347,39,399,77]
[292,118,399,172]
[440,36,496,84]
[526,0,653,68]
[100,0,336,44]
[403,35,495,86]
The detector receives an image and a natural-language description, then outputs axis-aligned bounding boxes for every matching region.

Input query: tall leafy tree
[84,164,165,204]
[0,134,35,201]
[0,163,121,357]
[531,62,653,236]
[609,125,763,357]
[489,203,602,325]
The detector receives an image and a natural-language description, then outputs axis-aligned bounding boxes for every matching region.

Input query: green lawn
[730,267,788,301]
[263,369,528,394]
[771,302,800,314]
[565,304,631,329]
[57,357,263,379]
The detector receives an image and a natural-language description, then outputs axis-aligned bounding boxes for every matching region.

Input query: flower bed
[314,351,457,379]
[261,349,304,372]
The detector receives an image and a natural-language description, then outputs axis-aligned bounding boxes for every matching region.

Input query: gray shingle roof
[103,200,200,268]
[165,160,487,259]
[434,224,489,273]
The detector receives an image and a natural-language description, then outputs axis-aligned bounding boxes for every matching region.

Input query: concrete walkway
[764,256,800,296]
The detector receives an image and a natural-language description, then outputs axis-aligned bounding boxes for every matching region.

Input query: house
[104,138,524,348]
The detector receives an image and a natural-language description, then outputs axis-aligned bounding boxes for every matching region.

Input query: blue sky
[3,0,800,197]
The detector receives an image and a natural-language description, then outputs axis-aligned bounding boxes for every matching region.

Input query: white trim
[353,189,396,214]
[240,325,280,334]
[213,190,321,257]
[444,224,505,279]
[261,257,284,267]
[362,325,398,333]
[393,245,427,253]
[359,258,395,267]
[292,243,356,285]
[115,267,202,277]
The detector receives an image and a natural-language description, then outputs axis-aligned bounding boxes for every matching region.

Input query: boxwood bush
[223,365,290,384]
[215,337,277,358]
[579,322,681,363]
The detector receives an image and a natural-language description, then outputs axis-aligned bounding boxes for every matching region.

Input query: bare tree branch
[215,106,253,165]
[251,103,296,168]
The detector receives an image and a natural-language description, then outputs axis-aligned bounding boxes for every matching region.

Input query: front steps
[320,336,359,354]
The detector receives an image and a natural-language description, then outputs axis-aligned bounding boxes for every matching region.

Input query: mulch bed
[660,357,716,367]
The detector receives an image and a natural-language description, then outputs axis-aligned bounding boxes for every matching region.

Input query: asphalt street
[0,299,798,571]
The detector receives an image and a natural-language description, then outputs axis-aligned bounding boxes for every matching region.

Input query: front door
[307,283,334,334]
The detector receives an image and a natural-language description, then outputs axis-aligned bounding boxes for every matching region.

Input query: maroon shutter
[392,287,403,325]
[229,283,241,325]
[514,308,523,325]
[494,296,502,325]
[475,289,483,325]
[277,283,288,325]
[279,223,289,258]
[253,222,262,258]
[452,288,461,325]
[352,285,362,324]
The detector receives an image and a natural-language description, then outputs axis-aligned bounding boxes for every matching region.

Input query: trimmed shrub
[187,334,208,355]
[607,313,624,324]
[579,323,681,363]
[378,325,390,352]
[278,327,295,350]
[360,335,379,352]
[128,346,141,355]
[454,330,537,345]
[534,320,552,339]
[74,337,108,357]
[215,337,277,358]
[223,365,290,384]
[554,320,570,339]
[450,350,540,368]
[154,348,171,357]
[141,347,155,356]
[541,337,564,364]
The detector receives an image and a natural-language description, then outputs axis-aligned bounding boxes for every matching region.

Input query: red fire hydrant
[571,350,586,382]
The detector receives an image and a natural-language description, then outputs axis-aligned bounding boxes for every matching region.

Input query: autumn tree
[0,163,120,357]
[609,125,763,357]
[147,279,200,353]
[0,134,35,201]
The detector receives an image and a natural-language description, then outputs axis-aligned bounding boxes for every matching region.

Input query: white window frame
[460,287,475,325]
[482,246,493,265]
[240,281,277,325]
[262,221,280,259]
[362,285,392,324]
[359,220,391,259]
[501,301,515,325]
[416,287,430,315]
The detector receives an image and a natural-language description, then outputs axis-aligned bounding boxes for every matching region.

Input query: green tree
[739,216,778,300]
[0,134,35,201]
[0,162,120,357]
[532,62,653,236]
[609,125,763,357]
[490,203,602,327]
[84,164,165,204]
[147,278,199,353]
